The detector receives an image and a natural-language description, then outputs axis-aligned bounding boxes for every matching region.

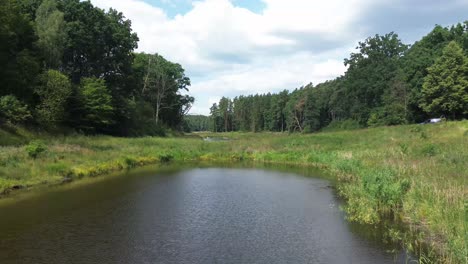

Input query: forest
[0,0,194,136]
[1,0,467,136]
[207,24,468,133]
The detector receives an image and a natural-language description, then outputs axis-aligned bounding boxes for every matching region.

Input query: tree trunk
[155,103,160,125]
[224,112,228,132]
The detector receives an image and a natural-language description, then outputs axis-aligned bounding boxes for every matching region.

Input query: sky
[90,0,468,115]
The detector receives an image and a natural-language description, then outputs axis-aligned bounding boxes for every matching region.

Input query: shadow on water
[0,162,419,263]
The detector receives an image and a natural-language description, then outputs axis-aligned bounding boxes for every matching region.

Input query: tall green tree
[35,70,72,128]
[0,0,40,102]
[304,86,322,132]
[344,32,408,125]
[420,41,468,119]
[271,90,289,132]
[218,97,232,132]
[61,1,138,84]
[35,0,66,69]
[77,77,114,132]
[210,103,222,132]
[136,53,192,127]
[367,72,409,127]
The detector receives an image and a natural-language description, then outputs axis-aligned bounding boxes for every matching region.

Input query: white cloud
[90,0,381,115]
[191,54,347,97]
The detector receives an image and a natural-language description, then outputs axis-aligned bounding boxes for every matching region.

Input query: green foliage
[35,70,72,127]
[420,41,468,119]
[344,32,408,125]
[403,23,468,122]
[1,0,193,135]
[211,90,290,133]
[285,88,307,132]
[0,0,40,103]
[133,53,193,128]
[35,0,66,69]
[25,140,47,158]
[217,97,233,132]
[0,0,466,140]
[0,95,32,123]
[202,24,467,134]
[361,169,410,209]
[367,104,407,127]
[77,78,114,132]
[368,72,410,127]
[184,115,211,132]
[61,1,138,83]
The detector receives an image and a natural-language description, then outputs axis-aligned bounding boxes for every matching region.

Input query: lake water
[0,166,412,263]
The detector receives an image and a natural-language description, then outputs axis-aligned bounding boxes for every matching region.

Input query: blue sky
[144,0,266,17]
[91,0,468,115]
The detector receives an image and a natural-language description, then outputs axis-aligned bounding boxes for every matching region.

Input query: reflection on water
[0,164,414,263]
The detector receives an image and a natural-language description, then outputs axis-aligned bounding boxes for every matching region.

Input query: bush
[159,153,174,163]
[25,140,47,159]
[360,169,411,214]
[367,106,407,127]
[0,95,32,124]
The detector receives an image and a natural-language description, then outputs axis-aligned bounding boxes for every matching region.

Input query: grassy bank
[0,121,467,262]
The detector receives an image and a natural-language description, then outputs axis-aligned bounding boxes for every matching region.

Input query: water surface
[0,166,410,263]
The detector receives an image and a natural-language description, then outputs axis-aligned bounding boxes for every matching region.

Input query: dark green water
[0,165,413,263]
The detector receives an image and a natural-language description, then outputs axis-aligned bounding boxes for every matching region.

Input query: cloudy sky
[90,0,468,115]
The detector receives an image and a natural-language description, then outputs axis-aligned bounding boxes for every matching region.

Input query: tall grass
[0,121,466,262]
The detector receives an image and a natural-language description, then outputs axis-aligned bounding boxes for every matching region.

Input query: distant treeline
[0,0,193,136]
[183,115,211,132]
[207,23,468,133]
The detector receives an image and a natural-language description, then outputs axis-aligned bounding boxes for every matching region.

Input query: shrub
[159,153,174,163]
[25,140,47,159]
[0,95,32,124]
[361,169,411,211]
[367,105,407,127]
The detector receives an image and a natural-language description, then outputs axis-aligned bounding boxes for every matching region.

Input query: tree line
[207,23,468,133]
[0,0,194,136]
[183,115,211,132]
